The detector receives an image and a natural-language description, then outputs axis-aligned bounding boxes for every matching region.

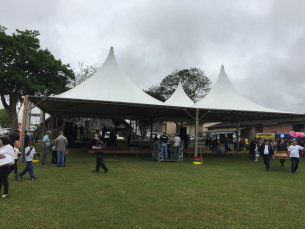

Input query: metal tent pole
[50,117,53,142]
[194,109,199,157]
[236,120,239,152]
[19,96,29,163]
[42,111,45,147]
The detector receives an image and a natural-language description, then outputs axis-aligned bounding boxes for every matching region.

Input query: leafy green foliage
[0,108,10,127]
[0,25,75,131]
[145,68,211,102]
[143,85,166,102]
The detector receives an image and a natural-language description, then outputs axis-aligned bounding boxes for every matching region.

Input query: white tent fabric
[193,65,291,114]
[56,47,164,106]
[165,81,194,107]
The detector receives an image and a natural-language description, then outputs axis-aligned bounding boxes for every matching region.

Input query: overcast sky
[0,0,305,123]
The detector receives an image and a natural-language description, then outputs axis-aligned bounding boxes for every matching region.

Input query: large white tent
[26,47,304,157]
[165,81,194,107]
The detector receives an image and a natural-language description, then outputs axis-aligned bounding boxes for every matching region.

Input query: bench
[86,147,151,158]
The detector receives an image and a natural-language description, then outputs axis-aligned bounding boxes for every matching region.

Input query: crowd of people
[0,129,69,198]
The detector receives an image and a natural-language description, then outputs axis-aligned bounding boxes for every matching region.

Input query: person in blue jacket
[224,137,230,151]
[257,139,274,171]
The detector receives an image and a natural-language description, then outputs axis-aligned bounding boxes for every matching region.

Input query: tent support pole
[50,117,53,142]
[20,96,29,163]
[236,120,239,152]
[194,109,199,157]
[42,111,45,148]
[129,119,132,146]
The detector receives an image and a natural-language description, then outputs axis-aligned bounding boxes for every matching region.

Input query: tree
[143,85,166,102]
[0,108,10,127]
[145,68,211,102]
[0,25,75,132]
[68,62,98,88]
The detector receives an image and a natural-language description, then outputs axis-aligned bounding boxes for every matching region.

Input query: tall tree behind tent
[144,68,211,102]
[0,25,75,133]
[68,62,98,88]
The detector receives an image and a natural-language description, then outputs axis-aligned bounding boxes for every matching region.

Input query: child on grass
[19,141,37,181]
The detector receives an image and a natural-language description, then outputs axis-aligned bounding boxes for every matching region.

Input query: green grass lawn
[1,147,304,228]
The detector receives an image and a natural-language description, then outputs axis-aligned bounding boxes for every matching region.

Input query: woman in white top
[9,140,21,182]
[0,137,14,198]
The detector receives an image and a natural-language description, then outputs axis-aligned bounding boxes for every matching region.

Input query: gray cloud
[0,0,304,123]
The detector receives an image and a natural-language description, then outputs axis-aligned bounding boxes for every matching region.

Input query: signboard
[256,133,275,139]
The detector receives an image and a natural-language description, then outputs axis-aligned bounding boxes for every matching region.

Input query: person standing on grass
[42,130,51,167]
[249,140,256,161]
[19,141,37,181]
[224,137,230,151]
[0,137,14,198]
[173,133,181,160]
[79,125,84,140]
[29,131,34,145]
[34,131,39,145]
[9,130,20,145]
[24,131,29,149]
[92,135,108,173]
[257,139,273,171]
[288,139,304,174]
[9,140,21,182]
[160,132,169,159]
[216,140,224,157]
[276,138,288,167]
[55,131,68,168]
[245,138,249,151]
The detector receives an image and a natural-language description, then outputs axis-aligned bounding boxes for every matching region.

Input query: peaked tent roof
[56,47,164,106]
[165,81,194,107]
[193,65,292,114]
[28,50,304,122]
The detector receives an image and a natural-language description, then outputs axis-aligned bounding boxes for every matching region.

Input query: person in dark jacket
[92,135,108,173]
[249,140,256,161]
[24,131,29,149]
[257,139,274,171]
[9,130,20,145]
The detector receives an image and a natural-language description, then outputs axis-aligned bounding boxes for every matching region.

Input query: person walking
[34,131,39,145]
[92,135,108,173]
[0,136,14,198]
[160,132,169,159]
[288,139,304,173]
[173,133,181,160]
[42,130,51,167]
[9,140,21,182]
[257,139,274,171]
[19,141,37,180]
[55,131,68,167]
[249,140,256,161]
[276,138,288,167]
